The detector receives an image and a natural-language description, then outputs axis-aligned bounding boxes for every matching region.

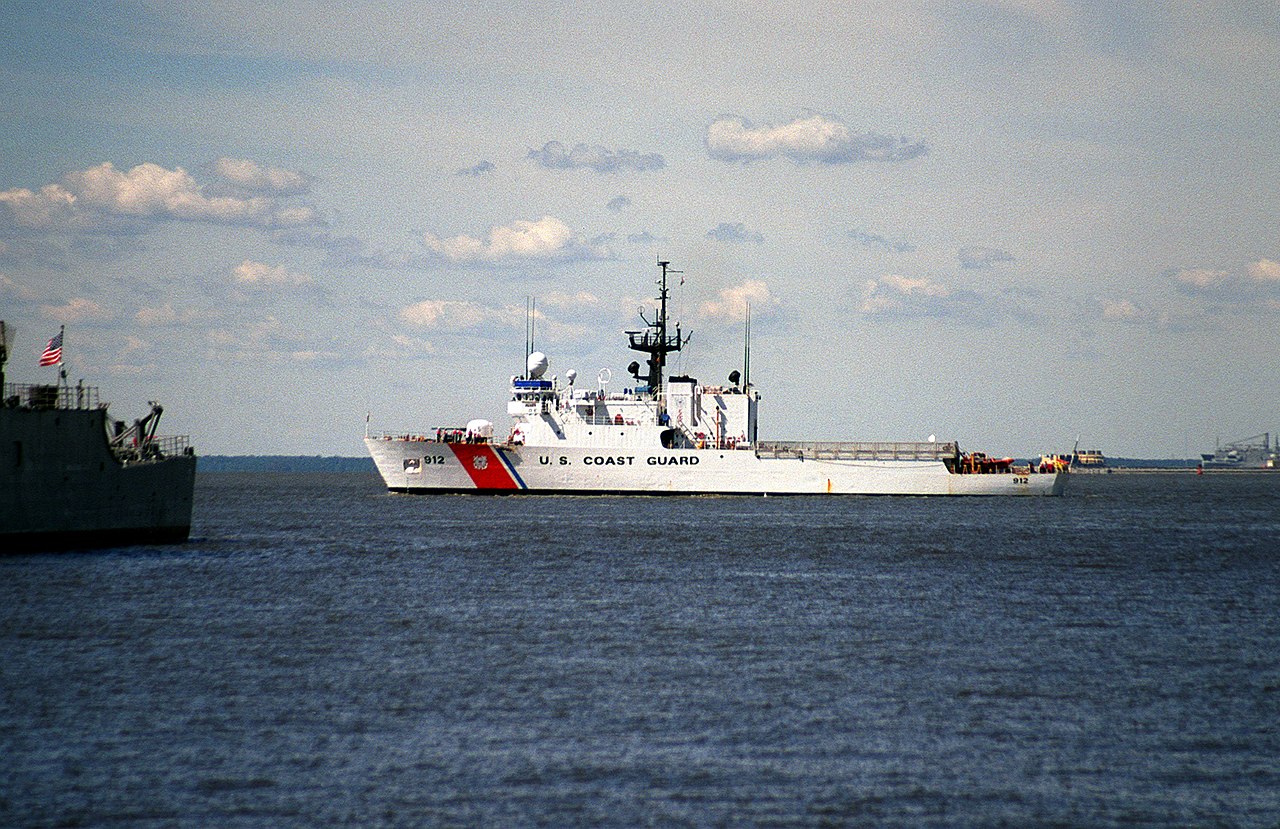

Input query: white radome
[466,419,494,439]
[527,352,548,379]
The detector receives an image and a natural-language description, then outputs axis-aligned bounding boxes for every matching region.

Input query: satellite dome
[566,369,578,385]
[526,351,548,379]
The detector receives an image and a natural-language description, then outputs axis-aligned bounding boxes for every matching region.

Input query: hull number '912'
[1013,476,1028,484]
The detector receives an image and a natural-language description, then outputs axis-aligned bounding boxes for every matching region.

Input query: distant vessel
[1199,433,1278,470]
[366,262,1067,496]
[1,323,197,551]
[1072,448,1106,470]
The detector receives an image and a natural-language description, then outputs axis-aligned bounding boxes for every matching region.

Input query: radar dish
[526,351,548,379]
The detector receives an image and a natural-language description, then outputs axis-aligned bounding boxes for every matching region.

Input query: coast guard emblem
[472,455,489,471]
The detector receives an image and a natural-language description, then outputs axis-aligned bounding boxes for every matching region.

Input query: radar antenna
[626,259,685,392]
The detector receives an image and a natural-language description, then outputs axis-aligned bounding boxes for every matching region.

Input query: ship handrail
[368,429,484,443]
[111,434,192,464]
[754,440,958,461]
[564,394,665,427]
[563,395,748,450]
[3,381,102,411]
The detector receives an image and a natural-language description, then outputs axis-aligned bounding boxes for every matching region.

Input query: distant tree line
[198,456,377,473]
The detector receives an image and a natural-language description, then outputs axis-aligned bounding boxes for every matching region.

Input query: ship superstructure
[1072,448,1106,470]
[1,323,197,551]
[1200,433,1278,470]
[367,262,1066,496]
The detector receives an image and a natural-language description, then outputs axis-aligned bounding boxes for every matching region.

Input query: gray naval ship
[1,323,196,552]
[1199,433,1278,471]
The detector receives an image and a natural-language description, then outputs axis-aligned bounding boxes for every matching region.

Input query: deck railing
[5,382,192,462]
[112,435,193,464]
[2,382,101,410]
[754,440,958,461]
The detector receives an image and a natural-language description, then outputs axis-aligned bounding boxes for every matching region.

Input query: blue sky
[3,1,1278,456]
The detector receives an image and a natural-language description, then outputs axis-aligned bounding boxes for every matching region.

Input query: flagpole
[57,325,67,391]
[0,320,8,397]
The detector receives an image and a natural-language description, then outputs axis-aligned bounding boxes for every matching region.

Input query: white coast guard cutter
[367,261,1067,496]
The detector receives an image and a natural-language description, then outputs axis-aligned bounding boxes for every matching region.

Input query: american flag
[38,331,63,366]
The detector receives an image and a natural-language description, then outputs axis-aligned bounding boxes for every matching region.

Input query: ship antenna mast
[627,259,684,393]
[523,296,536,379]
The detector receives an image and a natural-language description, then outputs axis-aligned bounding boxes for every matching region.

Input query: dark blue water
[3,472,1279,827]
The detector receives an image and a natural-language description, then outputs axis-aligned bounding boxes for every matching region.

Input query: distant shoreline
[198,456,376,473]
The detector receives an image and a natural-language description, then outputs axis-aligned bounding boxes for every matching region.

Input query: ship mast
[627,260,684,392]
[0,321,8,398]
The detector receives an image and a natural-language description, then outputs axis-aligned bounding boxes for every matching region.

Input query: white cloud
[290,350,341,363]
[381,334,438,357]
[1172,267,1230,289]
[0,161,320,232]
[213,157,311,196]
[397,298,589,343]
[528,142,665,174]
[1172,259,1280,304]
[1101,298,1144,321]
[233,259,313,288]
[421,216,609,264]
[399,299,496,329]
[41,297,112,323]
[121,335,149,354]
[1246,258,1280,283]
[706,114,928,165]
[883,275,951,297]
[697,280,773,321]
[860,274,971,317]
[0,184,76,228]
[540,290,600,309]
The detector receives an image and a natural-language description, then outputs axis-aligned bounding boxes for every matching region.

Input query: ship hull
[1,407,197,552]
[367,439,1065,496]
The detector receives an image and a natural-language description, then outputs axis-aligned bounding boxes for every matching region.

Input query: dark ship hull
[2,387,196,552]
